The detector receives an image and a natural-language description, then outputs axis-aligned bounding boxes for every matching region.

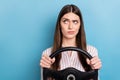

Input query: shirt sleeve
[87,45,98,57]
[40,47,52,80]
[87,45,100,80]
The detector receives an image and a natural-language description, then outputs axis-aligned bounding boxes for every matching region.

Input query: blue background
[0,0,120,80]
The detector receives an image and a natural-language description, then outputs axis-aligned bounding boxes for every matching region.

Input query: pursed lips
[67,31,75,34]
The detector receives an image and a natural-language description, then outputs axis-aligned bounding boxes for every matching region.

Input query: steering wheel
[43,47,98,80]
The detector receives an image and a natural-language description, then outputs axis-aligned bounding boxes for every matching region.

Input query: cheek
[61,27,67,35]
[60,26,65,34]
[60,24,68,32]
[75,26,80,34]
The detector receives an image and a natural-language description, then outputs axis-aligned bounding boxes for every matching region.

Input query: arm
[40,48,55,80]
[86,45,102,69]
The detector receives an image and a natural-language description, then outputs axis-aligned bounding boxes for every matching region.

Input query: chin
[66,35,76,39]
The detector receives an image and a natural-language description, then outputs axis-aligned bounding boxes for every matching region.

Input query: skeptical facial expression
[60,12,81,40]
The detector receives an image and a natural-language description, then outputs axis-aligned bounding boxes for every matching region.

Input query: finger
[90,56,98,62]
[86,58,90,65]
[40,59,51,67]
[92,61,102,69]
[51,58,55,63]
[90,56,101,65]
[42,56,51,65]
[40,60,51,68]
[44,55,54,63]
[90,58,102,69]
[42,55,51,64]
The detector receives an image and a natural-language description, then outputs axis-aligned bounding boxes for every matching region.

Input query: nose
[68,22,73,29]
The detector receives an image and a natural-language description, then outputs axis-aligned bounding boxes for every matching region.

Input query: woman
[40,4,102,80]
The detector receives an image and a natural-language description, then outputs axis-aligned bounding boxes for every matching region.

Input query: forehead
[61,12,80,20]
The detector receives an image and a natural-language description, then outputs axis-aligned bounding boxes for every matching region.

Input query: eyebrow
[61,18,79,23]
[62,18,79,21]
[62,18,69,20]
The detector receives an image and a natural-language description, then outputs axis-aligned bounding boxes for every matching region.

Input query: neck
[62,38,76,47]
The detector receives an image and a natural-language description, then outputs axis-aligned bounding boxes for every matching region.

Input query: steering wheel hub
[67,74,75,80]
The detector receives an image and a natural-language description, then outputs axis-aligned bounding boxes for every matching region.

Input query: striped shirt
[40,45,98,79]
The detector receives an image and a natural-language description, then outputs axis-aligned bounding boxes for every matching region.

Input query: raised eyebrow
[61,18,69,20]
[61,18,79,22]
[72,20,79,22]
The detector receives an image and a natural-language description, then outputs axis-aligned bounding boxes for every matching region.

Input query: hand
[86,56,102,69]
[40,54,55,68]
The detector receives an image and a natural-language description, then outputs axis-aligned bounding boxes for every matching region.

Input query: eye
[73,20,78,24]
[63,19,69,24]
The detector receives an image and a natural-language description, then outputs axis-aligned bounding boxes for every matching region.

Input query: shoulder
[87,45,98,57]
[42,47,52,56]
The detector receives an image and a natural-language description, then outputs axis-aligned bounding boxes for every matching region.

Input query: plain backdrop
[0,0,120,80]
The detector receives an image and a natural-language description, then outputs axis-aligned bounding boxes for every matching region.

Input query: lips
[67,31,75,34]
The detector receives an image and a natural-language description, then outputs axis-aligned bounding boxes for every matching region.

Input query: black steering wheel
[43,47,98,80]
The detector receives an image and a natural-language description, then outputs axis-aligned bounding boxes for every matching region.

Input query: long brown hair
[51,4,92,71]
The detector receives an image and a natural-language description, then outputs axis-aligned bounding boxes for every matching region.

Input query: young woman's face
[60,12,80,40]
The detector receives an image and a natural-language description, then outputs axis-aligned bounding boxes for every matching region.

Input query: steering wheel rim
[50,47,92,59]
[43,47,98,80]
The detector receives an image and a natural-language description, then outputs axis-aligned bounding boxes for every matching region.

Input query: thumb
[51,58,55,63]
[86,58,90,65]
